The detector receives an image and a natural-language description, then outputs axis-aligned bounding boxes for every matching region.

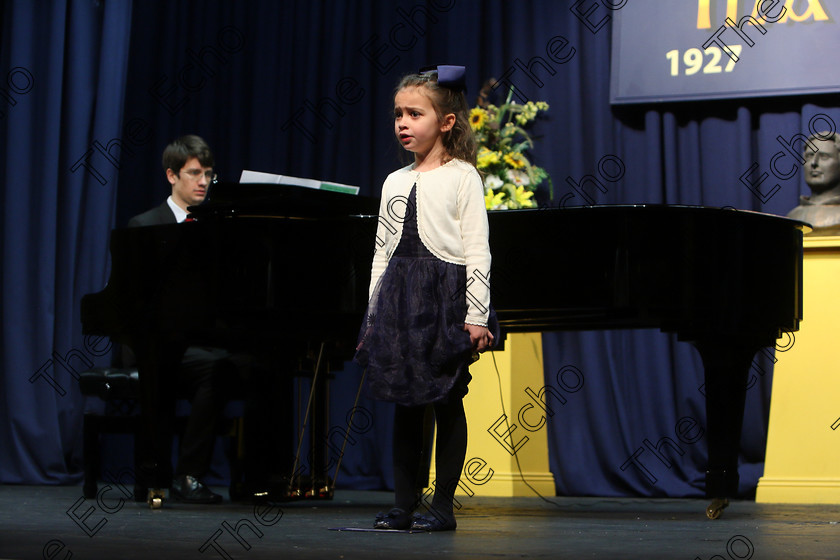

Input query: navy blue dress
[354,184,498,406]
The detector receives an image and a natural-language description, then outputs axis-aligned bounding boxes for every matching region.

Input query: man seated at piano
[129,134,215,226]
[126,134,233,503]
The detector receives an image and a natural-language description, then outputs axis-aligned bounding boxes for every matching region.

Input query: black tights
[392,399,467,519]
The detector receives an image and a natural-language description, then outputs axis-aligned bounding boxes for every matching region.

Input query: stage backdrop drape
[2,0,837,497]
[0,0,132,483]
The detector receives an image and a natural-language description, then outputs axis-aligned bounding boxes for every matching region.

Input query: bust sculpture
[787,132,840,234]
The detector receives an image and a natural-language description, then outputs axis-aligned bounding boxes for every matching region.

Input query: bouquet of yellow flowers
[470,90,550,210]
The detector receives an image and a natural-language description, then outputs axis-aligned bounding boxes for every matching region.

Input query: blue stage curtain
[0,0,132,483]
[3,0,838,498]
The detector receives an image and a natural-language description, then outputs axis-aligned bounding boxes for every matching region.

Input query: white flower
[506,169,531,187]
[485,174,503,190]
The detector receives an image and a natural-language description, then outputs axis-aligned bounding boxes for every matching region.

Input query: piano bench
[79,367,139,399]
[79,367,244,501]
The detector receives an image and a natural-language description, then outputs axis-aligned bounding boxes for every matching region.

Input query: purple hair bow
[420,64,467,93]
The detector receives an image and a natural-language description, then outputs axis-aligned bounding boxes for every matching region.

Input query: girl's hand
[464,323,495,353]
[356,326,373,351]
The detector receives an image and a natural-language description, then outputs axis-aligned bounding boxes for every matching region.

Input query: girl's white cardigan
[368,158,491,327]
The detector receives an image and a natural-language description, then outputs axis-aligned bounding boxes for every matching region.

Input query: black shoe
[410,513,457,532]
[171,475,223,504]
[373,508,410,530]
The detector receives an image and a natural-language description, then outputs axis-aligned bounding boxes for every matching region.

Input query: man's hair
[162,135,214,173]
[806,131,840,153]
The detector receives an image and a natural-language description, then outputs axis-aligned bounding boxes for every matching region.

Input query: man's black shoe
[171,475,223,504]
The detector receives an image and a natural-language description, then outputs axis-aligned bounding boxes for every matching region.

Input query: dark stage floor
[1,485,838,559]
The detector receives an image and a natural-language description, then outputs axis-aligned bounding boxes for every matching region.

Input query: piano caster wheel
[147,489,166,509]
[706,498,729,519]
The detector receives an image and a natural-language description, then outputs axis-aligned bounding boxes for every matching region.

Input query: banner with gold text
[609,0,838,103]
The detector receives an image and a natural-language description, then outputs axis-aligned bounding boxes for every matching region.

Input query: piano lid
[489,203,811,233]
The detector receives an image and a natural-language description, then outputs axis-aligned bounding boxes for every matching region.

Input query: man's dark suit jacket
[128,202,177,227]
[121,200,177,367]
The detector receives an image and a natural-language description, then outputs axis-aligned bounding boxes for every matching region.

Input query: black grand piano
[81,182,805,518]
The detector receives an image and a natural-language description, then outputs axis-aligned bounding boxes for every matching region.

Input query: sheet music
[239,170,359,195]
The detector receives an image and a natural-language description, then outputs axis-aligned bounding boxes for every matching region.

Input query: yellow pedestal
[428,332,557,497]
[756,236,840,504]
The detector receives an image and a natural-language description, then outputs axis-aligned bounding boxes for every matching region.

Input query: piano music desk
[428,332,557,498]
[757,235,840,504]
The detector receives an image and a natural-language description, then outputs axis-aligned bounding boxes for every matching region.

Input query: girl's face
[393,86,453,159]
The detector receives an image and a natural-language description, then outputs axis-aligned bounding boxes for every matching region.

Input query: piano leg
[309,343,332,499]
[692,336,768,519]
[288,342,334,500]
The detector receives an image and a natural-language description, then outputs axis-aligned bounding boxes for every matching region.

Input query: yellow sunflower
[469,108,488,131]
[503,152,526,169]
[477,147,501,169]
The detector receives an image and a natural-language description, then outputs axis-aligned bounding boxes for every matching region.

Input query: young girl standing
[355,66,497,532]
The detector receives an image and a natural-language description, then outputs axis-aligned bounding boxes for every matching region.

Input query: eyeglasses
[181,168,218,182]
